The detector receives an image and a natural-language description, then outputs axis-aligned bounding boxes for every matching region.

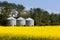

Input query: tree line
[0,1,60,26]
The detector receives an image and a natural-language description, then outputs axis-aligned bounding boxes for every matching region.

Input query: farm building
[16,17,26,26]
[9,9,18,17]
[26,18,34,26]
[6,17,16,26]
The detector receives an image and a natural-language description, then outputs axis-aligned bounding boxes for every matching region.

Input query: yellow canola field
[0,26,60,38]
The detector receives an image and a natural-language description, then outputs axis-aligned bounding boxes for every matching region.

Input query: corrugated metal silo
[16,17,26,26]
[26,18,34,26]
[7,17,16,26]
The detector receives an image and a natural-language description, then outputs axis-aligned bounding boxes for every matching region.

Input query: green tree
[49,13,58,25]
[30,8,50,26]
[17,4,25,17]
[30,8,43,25]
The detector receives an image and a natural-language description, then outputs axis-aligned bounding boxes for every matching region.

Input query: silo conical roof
[26,18,33,20]
[7,17,16,20]
[17,17,25,20]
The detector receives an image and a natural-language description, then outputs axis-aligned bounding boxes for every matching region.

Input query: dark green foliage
[30,8,50,26]
[29,8,60,26]
[0,35,59,40]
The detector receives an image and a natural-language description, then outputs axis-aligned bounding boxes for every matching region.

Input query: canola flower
[0,26,60,39]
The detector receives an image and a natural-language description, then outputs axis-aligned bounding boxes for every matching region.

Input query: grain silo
[26,18,34,26]
[7,17,16,26]
[16,17,26,26]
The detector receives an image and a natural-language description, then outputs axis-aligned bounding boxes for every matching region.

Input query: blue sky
[0,0,60,13]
